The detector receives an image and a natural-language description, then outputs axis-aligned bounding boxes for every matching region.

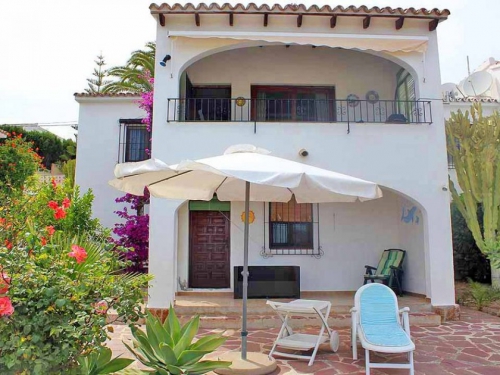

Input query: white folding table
[267,299,340,366]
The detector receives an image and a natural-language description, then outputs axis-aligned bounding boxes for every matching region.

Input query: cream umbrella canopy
[109,145,383,368]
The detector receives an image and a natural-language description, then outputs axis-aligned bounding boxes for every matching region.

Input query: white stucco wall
[75,98,144,229]
[397,196,426,294]
[149,26,455,308]
[176,190,426,294]
[185,45,401,103]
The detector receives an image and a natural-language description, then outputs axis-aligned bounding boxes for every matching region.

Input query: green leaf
[55,298,66,308]
[164,306,181,343]
[96,347,112,369]
[123,341,154,368]
[97,357,134,374]
[153,319,173,347]
[173,315,199,358]
[190,335,227,352]
[145,312,161,351]
[131,326,158,362]
[176,350,209,366]
[165,364,183,375]
[158,342,177,365]
[185,360,232,375]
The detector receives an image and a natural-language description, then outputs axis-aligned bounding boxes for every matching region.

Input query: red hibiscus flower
[48,201,59,210]
[0,273,10,294]
[0,296,14,316]
[46,226,55,236]
[68,245,87,264]
[54,207,66,220]
[41,237,47,246]
[51,178,57,189]
[4,240,12,250]
[62,198,71,209]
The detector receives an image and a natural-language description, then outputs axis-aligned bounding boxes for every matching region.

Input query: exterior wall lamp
[159,54,171,67]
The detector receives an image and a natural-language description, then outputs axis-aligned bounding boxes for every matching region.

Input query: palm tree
[102,42,156,94]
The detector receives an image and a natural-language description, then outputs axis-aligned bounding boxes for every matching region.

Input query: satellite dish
[463,71,493,97]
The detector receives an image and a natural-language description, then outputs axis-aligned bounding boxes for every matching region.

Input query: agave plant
[78,346,134,375]
[124,308,231,374]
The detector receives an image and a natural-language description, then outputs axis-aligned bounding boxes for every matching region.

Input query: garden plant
[0,134,150,374]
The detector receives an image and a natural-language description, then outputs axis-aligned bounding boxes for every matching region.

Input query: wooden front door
[189,211,230,288]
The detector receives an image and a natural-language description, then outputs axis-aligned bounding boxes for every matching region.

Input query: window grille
[118,119,151,163]
[261,199,323,258]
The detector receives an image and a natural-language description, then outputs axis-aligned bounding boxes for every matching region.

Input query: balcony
[167,98,432,132]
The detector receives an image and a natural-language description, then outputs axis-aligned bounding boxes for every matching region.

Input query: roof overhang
[150,3,449,31]
[74,93,141,103]
[168,31,429,52]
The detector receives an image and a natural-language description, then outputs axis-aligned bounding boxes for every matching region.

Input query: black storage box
[233,266,300,299]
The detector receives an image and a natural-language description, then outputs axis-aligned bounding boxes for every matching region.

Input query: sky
[0,0,499,132]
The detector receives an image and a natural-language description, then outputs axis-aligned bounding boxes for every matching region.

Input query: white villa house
[75,3,458,320]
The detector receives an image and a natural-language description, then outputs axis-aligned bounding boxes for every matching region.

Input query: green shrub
[0,231,150,374]
[0,177,106,245]
[125,308,231,374]
[61,159,77,187]
[451,201,491,282]
[464,279,500,311]
[0,134,41,191]
[0,125,76,169]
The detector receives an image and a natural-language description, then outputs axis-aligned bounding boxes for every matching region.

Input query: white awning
[168,31,428,53]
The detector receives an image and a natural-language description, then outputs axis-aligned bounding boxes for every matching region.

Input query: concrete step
[177,312,441,329]
[107,310,440,328]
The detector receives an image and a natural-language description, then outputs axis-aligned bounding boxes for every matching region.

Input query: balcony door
[186,84,231,121]
[251,86,335,122]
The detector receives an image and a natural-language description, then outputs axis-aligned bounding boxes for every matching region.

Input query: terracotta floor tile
[104,307,500,374]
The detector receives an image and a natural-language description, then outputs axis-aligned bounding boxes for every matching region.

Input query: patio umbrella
[109,144,383,370]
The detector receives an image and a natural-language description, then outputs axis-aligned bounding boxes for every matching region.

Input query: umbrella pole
[241,181,250,360]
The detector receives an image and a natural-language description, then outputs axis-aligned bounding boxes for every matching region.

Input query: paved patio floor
[106,307,500,374]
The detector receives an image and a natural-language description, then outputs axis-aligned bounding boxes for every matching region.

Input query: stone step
[173,301,432,317]
[177,312,441,329]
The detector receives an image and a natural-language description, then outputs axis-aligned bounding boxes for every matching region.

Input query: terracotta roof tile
[452,97,499,103]
[150,3,449,19]
[74,92,141,98]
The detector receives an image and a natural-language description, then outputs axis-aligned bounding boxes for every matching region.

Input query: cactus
[446,103,500,270]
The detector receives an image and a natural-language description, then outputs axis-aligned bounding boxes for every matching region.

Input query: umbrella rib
[148,170,192,187]
[214,177,228,194]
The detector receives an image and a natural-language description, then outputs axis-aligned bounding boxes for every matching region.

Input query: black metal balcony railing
[167,98,433,127]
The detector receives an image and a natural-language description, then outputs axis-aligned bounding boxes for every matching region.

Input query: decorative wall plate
[365,90,380,104]
[241,210,255,224]
[347,94,360,107]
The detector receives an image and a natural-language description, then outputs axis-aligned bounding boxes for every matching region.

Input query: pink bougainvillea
[112,190,150,273]
[93,300,108,315]
[111,72,153,272]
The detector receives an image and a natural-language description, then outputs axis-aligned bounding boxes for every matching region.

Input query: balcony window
[395,69,416,121]
[269,197,313,249]
[251,86,335,122]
